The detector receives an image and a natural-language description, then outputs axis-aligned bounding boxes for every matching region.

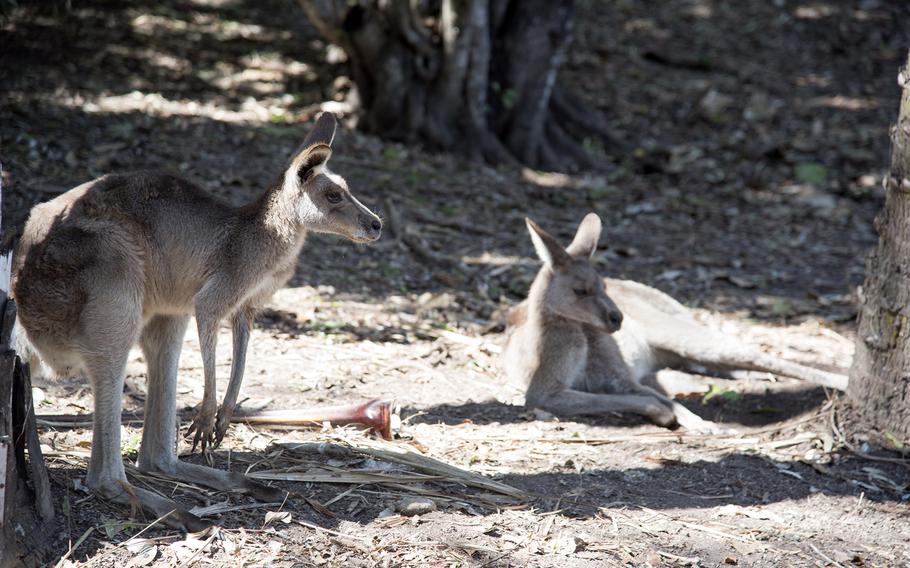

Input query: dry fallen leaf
[264,510,293,528]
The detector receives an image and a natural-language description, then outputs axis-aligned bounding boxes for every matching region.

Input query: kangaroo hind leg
[138,314,285,504]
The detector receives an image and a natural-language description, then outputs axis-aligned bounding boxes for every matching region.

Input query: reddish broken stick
[233,399,393,440]
[36,400,394,440]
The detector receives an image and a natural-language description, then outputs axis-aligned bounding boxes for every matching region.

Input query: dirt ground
[2,0,910,566]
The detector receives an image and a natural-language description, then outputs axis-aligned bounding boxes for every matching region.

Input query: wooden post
[0,163,54,566]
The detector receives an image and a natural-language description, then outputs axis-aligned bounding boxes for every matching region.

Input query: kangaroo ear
[302,112,337,148]
[566,213,602,258]
[296,144,332,183]
[526,218,571,268]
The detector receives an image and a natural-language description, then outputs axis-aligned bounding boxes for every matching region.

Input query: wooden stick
[37,399,394,440]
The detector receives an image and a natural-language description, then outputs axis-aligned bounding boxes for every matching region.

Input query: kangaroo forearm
[196,321,220,406]
[222,315,250,410]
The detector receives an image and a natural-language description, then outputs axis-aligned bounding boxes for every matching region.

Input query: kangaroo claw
[186,401,218,454]
[213,404,234,447]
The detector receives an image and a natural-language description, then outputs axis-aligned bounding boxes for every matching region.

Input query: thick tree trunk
[300,0,619,170]
[848,52,910,441]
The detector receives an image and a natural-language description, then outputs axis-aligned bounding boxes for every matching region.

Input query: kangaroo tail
[11,320,52,379]
[682,345,848,391]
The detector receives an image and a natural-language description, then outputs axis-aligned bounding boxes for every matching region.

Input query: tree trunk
[300,0,620,171]
[0,166,54,567]
[848,52,910,442]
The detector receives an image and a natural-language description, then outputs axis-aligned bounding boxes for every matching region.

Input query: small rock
[397,497,436,517]
[743,91,782,122]
[64,150,79,168]
[376,507,397,519]
[699,89,733,122]
[624,201,659,215]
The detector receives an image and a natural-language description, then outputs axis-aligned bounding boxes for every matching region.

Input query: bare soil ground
[2,0,909,566]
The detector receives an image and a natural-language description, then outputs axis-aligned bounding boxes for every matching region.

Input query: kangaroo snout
[358,214,382,242]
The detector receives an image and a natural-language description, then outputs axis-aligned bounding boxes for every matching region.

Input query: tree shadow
[405,384,828,429]
[39,431,910,565]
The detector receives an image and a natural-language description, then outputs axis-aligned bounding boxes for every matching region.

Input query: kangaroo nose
[371,218,382,231]
[608,310,623,330]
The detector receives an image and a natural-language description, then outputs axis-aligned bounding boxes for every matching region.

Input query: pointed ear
[302,112,337,148]
[526,218,571,267]
[565,213,602,258]
[295,144,332,184]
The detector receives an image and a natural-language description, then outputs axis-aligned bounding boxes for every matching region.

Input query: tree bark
[0,165,54,567]
[848,52,910,442]
[300,0,620,170]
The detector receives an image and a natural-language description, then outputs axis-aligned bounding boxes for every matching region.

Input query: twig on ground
[176,527,219,568]
[657,550,701,565]
[119,509,177,545]
[411,208,497,236]
[54,527,95,568]
[383,198,462,268]
[808,543,844,568]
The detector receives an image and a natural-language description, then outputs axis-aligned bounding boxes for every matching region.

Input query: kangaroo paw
[186,401,217,455]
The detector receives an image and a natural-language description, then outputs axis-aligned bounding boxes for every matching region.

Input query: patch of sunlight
[131,14,190,34]
[808,95,880,111]
[793,3,836,19]
[131,12,291,42]
[207,55,316,93]
[460,252,535,267]
[105,45,192,73]
[795,73,832,88]
[72,91,292,124]
[212,68,287,95]
[191,54,315,96]
[186,0,239,7]
[622,18,672,40]
[521,168,608,191]
[685,0,714,19]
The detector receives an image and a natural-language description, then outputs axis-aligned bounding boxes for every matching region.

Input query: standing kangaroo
[12,113,381,530]
[502,213,847,433]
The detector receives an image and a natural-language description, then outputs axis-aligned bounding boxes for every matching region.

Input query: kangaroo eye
[574,288,589,297]
[326,191,343,204]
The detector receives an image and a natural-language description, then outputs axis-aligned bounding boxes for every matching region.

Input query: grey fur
[502,213,847,434]
[11,113,382,529]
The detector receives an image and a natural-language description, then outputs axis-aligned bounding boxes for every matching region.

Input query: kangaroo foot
[670,402,737,435]
[645,400,678,429]
[90,477,210,533]
[144,460,287,504]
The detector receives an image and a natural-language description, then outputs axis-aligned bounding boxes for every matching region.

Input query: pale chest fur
[240,234,307,310]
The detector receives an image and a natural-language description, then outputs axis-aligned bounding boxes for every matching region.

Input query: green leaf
[588,184,613,201]
[794,162,827,186]
[702,384,742,405]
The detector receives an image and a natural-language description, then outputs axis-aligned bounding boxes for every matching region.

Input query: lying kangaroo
[12,113,381,530]
[502,213,847,433]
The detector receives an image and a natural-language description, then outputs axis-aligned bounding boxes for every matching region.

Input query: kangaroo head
[525,213,623,333]
[284,113,381,243]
